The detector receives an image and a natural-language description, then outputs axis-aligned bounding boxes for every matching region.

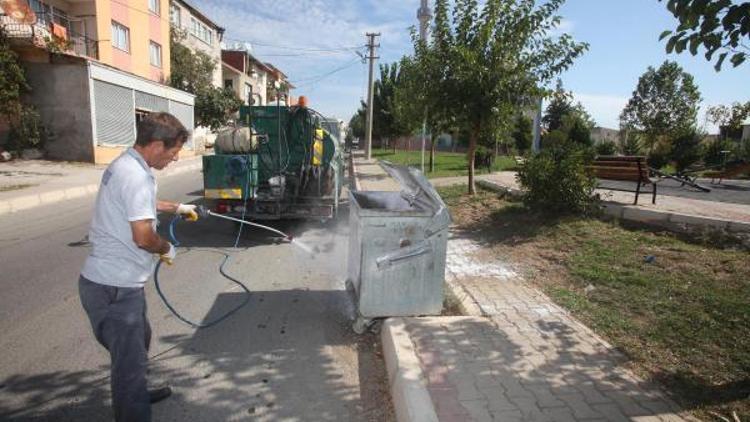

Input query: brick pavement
[406,235,689,421]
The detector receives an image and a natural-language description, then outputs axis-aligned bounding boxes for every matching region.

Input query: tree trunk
[429,134,436,173]
[468,125,479,195]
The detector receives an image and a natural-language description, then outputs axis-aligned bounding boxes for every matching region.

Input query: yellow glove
[160,243,176,265]
[176,203,199,222]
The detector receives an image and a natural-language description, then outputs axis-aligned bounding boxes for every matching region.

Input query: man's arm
[157,201,179,214]
[131,219,171,254]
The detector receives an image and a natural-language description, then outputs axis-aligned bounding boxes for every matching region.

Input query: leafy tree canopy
[0,27,28,119]
[659,0,750,71]
[619,60,702,151]
[406,0,588,193]
[169,29,241,130]
[706,101,750,129]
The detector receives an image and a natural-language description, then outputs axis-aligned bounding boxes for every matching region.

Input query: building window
[190,17,212,46]
[224,79,233,89]
[111,21,130,52]
[148,0,160,15]
[149,41,162,67]
[169,3,180,27]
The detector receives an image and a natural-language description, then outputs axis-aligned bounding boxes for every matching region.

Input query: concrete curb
[476,178,523,200]
[601,201,750,234]
[445,275,484,317]
[381,318,439,422]
[477,178,750,235]
[0,159,202,216]
[349,153,361,192]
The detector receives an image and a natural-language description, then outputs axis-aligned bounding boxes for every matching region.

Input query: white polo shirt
[81,148,158,288]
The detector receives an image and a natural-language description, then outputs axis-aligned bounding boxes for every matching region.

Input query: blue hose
[153,216,252,329]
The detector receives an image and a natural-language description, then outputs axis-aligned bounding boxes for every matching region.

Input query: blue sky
[200,0,749,132]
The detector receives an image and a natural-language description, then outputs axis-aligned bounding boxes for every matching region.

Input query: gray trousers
[79,275,152,422]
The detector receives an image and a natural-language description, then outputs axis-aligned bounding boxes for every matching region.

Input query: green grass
[372,148,517,179]
[438,185,750,420]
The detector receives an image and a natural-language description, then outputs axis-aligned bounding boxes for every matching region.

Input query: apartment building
[221,48,270,107]
[169,0,223,88]
[1,0,195,163]
[169,0,223,150]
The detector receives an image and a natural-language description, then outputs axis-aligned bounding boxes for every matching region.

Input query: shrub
[595,140,617,156]
[620,132,642,155]
[512,115,533,154]
[474,145,494,173]
[703,138,733,167]
[517,140,598,214]
[6,106,46,154]
[669,130,703,172]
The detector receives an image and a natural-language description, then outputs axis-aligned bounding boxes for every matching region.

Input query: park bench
[703,160,750,184]
[589,156,657,205]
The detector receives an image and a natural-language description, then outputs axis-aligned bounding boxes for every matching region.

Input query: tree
[408,0,587,194]
[670,129,703,171]
[372,62,406,146]
[348,108,365,140]
[169,29,241,130]
[541,81,595,148]
[512,115,533,154]
[0,27,27,120]
[619,60,702,153]
[706,101,750,140]
[542,80,574,132]
[395,31,453,172]
[659,0,750,71]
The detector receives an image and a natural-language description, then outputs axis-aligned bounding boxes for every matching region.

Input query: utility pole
[418,0,432,172]
[365,32,380,161]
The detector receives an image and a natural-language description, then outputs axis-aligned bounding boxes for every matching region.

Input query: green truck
[202,105,343,220]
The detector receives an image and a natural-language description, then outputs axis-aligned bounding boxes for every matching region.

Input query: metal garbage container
[347,161,452,333]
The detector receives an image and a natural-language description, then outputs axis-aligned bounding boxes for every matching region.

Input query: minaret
[417,0,432,41]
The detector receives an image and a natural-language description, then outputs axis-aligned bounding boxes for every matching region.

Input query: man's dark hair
[135,112,189,148]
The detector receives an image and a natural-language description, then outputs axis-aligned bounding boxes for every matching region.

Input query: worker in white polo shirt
[79,112,198,422]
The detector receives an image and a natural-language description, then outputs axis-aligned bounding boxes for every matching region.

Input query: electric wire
[291,58,363,89]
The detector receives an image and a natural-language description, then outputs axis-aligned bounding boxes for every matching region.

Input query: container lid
[380,161,452,235]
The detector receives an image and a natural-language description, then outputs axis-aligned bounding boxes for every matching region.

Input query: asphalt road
[599,177,750,205]
[0,170,394,421]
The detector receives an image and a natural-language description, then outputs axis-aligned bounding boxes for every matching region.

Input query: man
[79,112,199,422]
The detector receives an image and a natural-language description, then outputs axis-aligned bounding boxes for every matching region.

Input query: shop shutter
[135,90,169,112]
[93,80,134,146]
[169,100,195,148]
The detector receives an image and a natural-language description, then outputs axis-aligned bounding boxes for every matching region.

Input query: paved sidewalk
[354,155,690,421]
[0,154,203,215]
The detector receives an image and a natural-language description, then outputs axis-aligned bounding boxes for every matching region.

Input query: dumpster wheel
[353,316,381,335]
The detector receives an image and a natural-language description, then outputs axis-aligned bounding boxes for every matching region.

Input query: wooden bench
[703,161,750,184]
[589,156,657,205]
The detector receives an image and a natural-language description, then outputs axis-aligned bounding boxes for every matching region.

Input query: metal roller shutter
[93,80,135,146]
[135,91,169,112]
[169,100,195,149]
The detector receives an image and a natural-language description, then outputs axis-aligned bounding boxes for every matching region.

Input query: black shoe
[148,386,172,404]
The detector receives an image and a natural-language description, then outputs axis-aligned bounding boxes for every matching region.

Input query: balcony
[1,10,98,59]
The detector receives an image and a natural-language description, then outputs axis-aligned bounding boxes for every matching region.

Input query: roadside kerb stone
[445,276,484,317]
[480,176,750,235]
[476,179,523,199]
[0,159,202,216]
[349,153,361,191]
[381,318,439,422]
